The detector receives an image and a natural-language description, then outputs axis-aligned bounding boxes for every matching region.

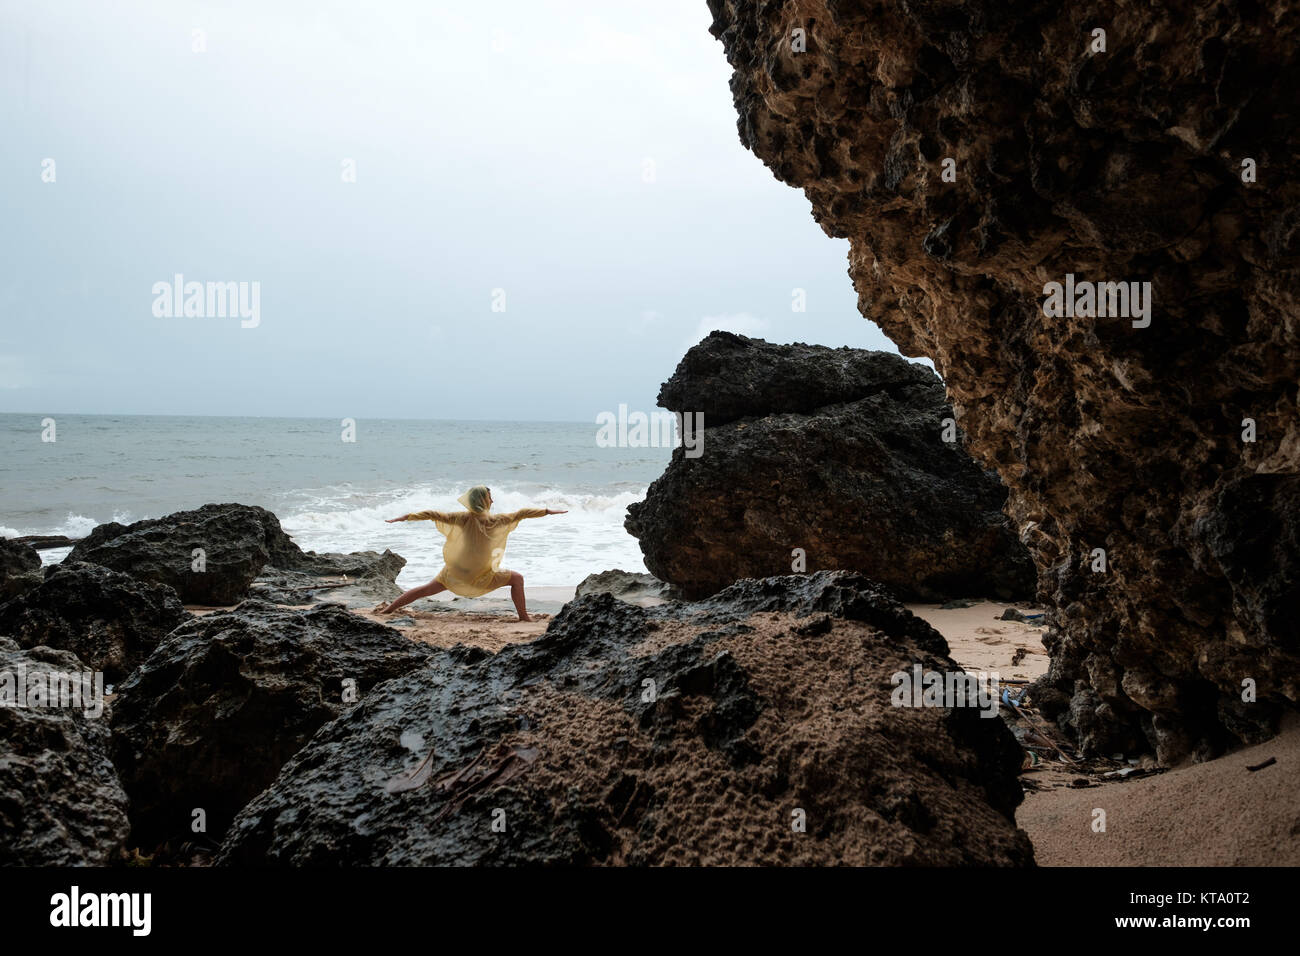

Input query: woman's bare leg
[508,571,529,622]
[380,578,446,614]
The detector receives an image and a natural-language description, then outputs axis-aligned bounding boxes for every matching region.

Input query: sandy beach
[282,595,1053,675]
[907,601,1050,682]
[352,605,551,652]
[1018,716,1300,866]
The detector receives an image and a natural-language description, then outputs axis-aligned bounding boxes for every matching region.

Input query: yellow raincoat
[403,488,547,597]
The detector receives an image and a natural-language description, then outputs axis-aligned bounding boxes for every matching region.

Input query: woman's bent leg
[380,578,446,614]
[508,571,529,622]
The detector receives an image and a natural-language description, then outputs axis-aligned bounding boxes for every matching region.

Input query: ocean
[0,414,672,588]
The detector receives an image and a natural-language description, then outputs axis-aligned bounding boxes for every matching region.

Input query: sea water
[0,414,671,587]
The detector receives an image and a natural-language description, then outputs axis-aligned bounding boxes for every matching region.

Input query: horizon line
[0,410,600,425]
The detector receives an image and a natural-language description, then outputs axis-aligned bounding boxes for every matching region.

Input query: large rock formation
[706,0,1300,762]
[217,571,1033,866]
[0,562,189,683]
[67,503,302,605]
[0,537,42,602]
[626,332,1035,601]
[0,639,130,865]
[110,601,433,847]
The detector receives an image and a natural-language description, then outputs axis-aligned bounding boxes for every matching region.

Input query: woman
[379,485,566,622]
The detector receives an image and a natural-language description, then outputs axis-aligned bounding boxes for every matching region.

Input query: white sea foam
[279,484,649,587]
[3,512,138,540]
[57,513,109,537]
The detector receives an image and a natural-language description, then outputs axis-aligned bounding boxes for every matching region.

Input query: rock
[110,600,433,847]
[575,569,681,606]
[626,333,1036,601]
[9,534,79,551]
[67,503,302,605]
[999,608,1027,622]
[658,330,939,425]
[216,571,1033,866]
[1194,474,1300,681]
[706,1,1300,761]
[0,563,189,683]
[0,639,130,865]
[253,549,407,609]
[65,503,409,609]
[288,549,406,580]
[0,537,43,602]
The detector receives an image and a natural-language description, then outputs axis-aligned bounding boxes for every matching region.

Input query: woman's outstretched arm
[510,507,568,520]
[385,510,458,524]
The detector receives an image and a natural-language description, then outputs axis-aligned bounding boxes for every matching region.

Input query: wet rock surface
[8,534,79,551]
[705,0,1300,761]
[0,639,130,865]
[217,571,1033,866]
[110,600,433,848]
[66,503,302,606]
[627,332,1035,602]
[63,503,406,611]
[0,562,189,683]
[0,537,43,602]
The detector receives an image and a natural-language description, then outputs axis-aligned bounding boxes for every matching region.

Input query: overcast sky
[0,0,910,421]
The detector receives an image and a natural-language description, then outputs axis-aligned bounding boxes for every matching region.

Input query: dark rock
[110,600,433,847]
[706,0,1300,762]
[288,549,406,580]
[0,562,188,684]
[0,639,129,865]
[1194,473,1300,666]
[0,537,42,602]
[626,333,1036,601]
[67,503,302,605]
[10,534,79,551]
[254,550,408,608]
[575,569,681,606]
[217,571,1033,866]
[657,329,939,425]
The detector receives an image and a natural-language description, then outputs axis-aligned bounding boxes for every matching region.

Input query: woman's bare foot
[517,613,532,623]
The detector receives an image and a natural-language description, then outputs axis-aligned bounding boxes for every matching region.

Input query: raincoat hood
[457,486,491,514]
